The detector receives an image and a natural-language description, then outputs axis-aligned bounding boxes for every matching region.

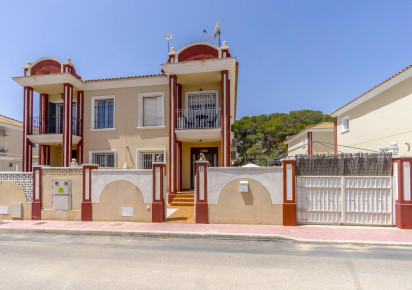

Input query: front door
[190,147,218,189]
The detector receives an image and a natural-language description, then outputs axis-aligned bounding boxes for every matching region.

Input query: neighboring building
[12,41,238,197]
[0,115,38,171]
[284,122,334,156]
[330,64,412,156]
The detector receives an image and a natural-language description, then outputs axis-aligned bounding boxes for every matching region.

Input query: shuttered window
[138,93,164,127]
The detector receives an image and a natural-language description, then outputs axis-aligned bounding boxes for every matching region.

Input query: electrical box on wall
[10,203,22,218]
[240,181,249,192]
[52,179,71,211]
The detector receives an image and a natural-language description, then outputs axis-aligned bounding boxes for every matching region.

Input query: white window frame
[89,150,116,168]
[302,138,306,147]
[136,149,166,170]
[0,127,7,154]
[138,92,165,128]
[90,95,116,130]
[184,90,219,110]
[341,115,350,133]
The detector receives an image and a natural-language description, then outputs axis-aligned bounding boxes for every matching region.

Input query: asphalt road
[0,233,411,290]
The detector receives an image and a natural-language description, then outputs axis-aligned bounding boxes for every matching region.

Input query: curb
[1,227,411,247]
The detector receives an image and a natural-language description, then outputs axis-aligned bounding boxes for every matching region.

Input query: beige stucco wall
[92,180,151,222]
[83,84,169,169]
[286,130,334,156]
[208,178,283,225]
[336,77,412,156]
[0,181,31,220]
[287,135,308,156]
[182,141,221,189]
[41,170,83,220]
[0,124,24,171]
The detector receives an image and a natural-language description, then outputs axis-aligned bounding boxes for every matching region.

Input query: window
[137,149,166,170]
[0,127,7,154]
[90,151,115,168]
[138,92,164,127]
[302,138,306,147]
[91,96,115,129]
[342,116,350,133]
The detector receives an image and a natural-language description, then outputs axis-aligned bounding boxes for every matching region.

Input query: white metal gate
[296,176,394,226]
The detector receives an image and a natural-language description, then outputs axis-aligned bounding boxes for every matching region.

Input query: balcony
[27,116,82,145]
[175,108,222,142]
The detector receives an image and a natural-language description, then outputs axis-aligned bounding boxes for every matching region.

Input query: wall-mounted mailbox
[52,179,71,211]
[240,181,249,192]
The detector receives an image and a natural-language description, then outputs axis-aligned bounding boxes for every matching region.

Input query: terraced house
[12,41,238,199]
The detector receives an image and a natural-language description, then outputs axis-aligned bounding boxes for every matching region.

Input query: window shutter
[143,97,158,126]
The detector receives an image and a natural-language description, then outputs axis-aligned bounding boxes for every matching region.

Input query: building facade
[0,115,38,171]
[12,41,238,198]
[330,64,412,156]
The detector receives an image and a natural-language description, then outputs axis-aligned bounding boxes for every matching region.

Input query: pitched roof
[330,64,412,117]
[84,74,166,83]
[0,115,23,127]
[284,122,334,143]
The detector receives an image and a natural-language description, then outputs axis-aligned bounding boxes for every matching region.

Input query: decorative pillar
[32,166,42,220]
[221,70,231,167]
[62,83,73,167]
[393,158,412,229]
[282,159,296,226]
[168,47,176,63]
[22,87,33,172]
[152,162,166,222]
[176,84,182,192]
[221,41,230,58]
[77,91,84,164]
[82,164,97,221]
[307,132,313,155]
[334,117,338,154]
[38,93,50,165]
[168,75,177,202]
[285,144,289,157]
[195,160,209,224]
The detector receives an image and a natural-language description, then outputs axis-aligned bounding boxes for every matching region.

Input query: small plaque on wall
[122,207,134,217]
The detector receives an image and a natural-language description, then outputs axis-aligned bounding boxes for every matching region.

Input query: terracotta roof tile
[84,74,166,83]
[330,64,412,116]
[0,115,23,127]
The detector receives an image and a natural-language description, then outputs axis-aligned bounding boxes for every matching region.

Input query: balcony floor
[28,134,82,145]
[175,128,221,142]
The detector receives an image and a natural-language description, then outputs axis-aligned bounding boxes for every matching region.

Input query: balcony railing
[30,116,82,136]
[176,108,221,129]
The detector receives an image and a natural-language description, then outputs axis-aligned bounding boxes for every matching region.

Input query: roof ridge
[84,73,166,83]
[330,64,412,116]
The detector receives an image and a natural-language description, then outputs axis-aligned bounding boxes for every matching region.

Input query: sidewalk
[1,219,411,246]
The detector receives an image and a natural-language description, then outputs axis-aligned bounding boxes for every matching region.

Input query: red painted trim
[81,165,97,221]
[168,75,177,199]
[176,141,182,192]
[177,84,182,110]
[307,132,313,155]
[178,44,219,62]
[32,166,42,220]
[23,87,33,172]
[334,117,338,154]
[152,163,165,222]
[225,78,231,166]
[286,144,289,157]
[195,161,209,223]
[31,59,61,75]
[281,159,296,226]
[220,71,228,166]
[62,83,73,167]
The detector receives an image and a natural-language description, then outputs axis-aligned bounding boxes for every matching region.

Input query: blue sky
[1,0,412,121]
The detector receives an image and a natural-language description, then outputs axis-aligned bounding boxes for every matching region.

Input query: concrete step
[172,197,194,203]
[170,202,195,207]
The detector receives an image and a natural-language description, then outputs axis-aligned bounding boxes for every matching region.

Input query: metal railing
[176,108,221,129]
[30,116,82,136]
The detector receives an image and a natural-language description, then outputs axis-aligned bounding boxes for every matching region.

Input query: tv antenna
[165,33,172,52]
[203,20,221,46]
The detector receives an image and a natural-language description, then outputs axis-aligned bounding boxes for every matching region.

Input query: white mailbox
[240,181,249,192]
[52,179,71,210]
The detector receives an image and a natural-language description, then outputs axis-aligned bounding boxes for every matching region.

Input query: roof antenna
[203,20,221,46]
[165,33,172,52]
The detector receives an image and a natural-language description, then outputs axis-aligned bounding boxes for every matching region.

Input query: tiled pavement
[0,219,411,246]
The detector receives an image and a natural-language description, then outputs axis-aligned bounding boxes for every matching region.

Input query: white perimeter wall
[91,169,153,203]
[207,167,284,204]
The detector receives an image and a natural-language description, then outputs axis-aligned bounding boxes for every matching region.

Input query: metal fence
[295,153,392,176]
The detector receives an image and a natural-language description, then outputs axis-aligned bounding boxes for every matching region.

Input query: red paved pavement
[0,220,411,245]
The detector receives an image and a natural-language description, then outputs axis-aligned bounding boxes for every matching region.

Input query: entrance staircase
[170,191,194,207]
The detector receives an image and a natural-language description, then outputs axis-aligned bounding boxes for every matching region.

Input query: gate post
[82,164,98,221]
[282,159,296,226]
[152,162,166,222]
[393,158,412,229]
[195,160,209,224]
[32,166,42,220]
